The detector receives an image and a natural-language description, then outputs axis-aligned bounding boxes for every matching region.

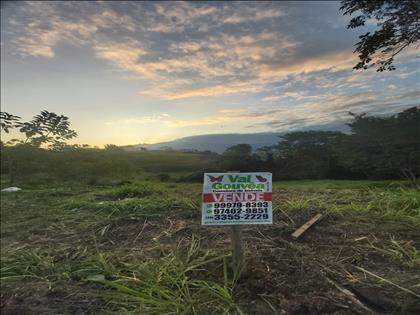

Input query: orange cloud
[164,81,265,100]
[258,49,358,78]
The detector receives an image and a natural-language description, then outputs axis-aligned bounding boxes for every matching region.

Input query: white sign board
[202,172,272,225]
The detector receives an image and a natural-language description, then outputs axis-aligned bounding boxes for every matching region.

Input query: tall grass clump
[0,245,71,284]
[280,195,314,210]
[342,186,420,226]
[366,187,420,223]
[86,237,243,314]
[109,183,164,200]
[370,237,420,268]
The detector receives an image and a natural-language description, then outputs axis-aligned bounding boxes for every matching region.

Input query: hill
[125,133,282,153]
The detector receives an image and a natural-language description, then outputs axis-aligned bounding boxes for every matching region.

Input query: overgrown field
[1,180,420,314]
[1,147,218,185]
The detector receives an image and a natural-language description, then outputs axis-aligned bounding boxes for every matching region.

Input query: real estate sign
[202,172,272,225]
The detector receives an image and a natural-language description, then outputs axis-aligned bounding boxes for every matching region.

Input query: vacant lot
[1,180,419,314]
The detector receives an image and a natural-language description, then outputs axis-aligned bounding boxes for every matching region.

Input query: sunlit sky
[1,1,419,146]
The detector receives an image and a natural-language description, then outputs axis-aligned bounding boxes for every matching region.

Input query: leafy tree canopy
[223,144,253,156]
[275,131,347,179]
[278,131,346,151]
[341,0,420,71]
[0,110,77,150]
[336,106,420,182]
[0,112,21,133]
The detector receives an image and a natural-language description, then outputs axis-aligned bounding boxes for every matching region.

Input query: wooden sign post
[231,225,245,274]
[201,172,273,277]
[228,171,245,274]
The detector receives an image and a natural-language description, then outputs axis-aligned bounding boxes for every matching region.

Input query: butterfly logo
[208,175,224,182]
[256,175,267,182]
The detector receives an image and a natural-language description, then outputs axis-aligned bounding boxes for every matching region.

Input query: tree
[335,107,420,187]
[1,110,77,149]
[219,144,259,171]
[0,112,21,134]
[17,110,77,149]
[104,144,124,152]
[224,144,253,156]
[341,0,420,71]
[0,110,78,184]
[275,131,347,179]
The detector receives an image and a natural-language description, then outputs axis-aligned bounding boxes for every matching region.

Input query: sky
[1,1,419,146]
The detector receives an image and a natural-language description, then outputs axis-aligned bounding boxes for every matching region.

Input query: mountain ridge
[124,132,282,153]
[124,122,350,153]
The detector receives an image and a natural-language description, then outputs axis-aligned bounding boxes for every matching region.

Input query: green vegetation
[1,180,419,314]
[0,146,217,185]
[1,107,419,188]
[87,238,241,315]
[219,107,420,186]
[1,108,419,313]
[0,110,77,149]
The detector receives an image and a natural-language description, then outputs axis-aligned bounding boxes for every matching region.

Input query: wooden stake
[231,225,245,275]
[227,171,246,276]
[291,213,322,239]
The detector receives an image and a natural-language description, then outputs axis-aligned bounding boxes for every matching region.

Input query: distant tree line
[214,107,420,187]
[1,107,419,187]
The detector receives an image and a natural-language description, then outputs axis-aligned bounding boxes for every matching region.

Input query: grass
[369,237,420,268]
[281,195,315,210]
[85,237,242,315]
[108,183,164,200]
[273,179,407,190]
[1,179,420,314]
[1,147,218,186]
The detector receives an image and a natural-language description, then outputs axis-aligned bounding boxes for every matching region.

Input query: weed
[0,245,70,285]
[109,183,164,200]
[370,237,420,268]
[282,195,313,210]
[86,237,242,314]
[363,187,420,225]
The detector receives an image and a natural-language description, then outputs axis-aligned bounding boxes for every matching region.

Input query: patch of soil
[1,282,106,315]
[5,206,418,315]
[88,207,420,314]
[199,210,420,314]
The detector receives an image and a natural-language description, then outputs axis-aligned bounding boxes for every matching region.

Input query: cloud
[3,2,296,99]
[258,90,419,130]
[93,41,147,74]
[258,49,358,79]
[103,87,418,135]
[7,2,136,57]
[144,46,357,100]
[3,1,418,105]
[163,81,265,100]
[222,7,285,24]
[219,108,249,114]
[165,109,280,127]
[148,2,218,33]
[11,20,97,57]
[106,113,170,125]
[263,92,312,101]
[148,2,285,33]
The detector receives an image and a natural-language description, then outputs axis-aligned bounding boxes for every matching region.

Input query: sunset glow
[1,1,419,145]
